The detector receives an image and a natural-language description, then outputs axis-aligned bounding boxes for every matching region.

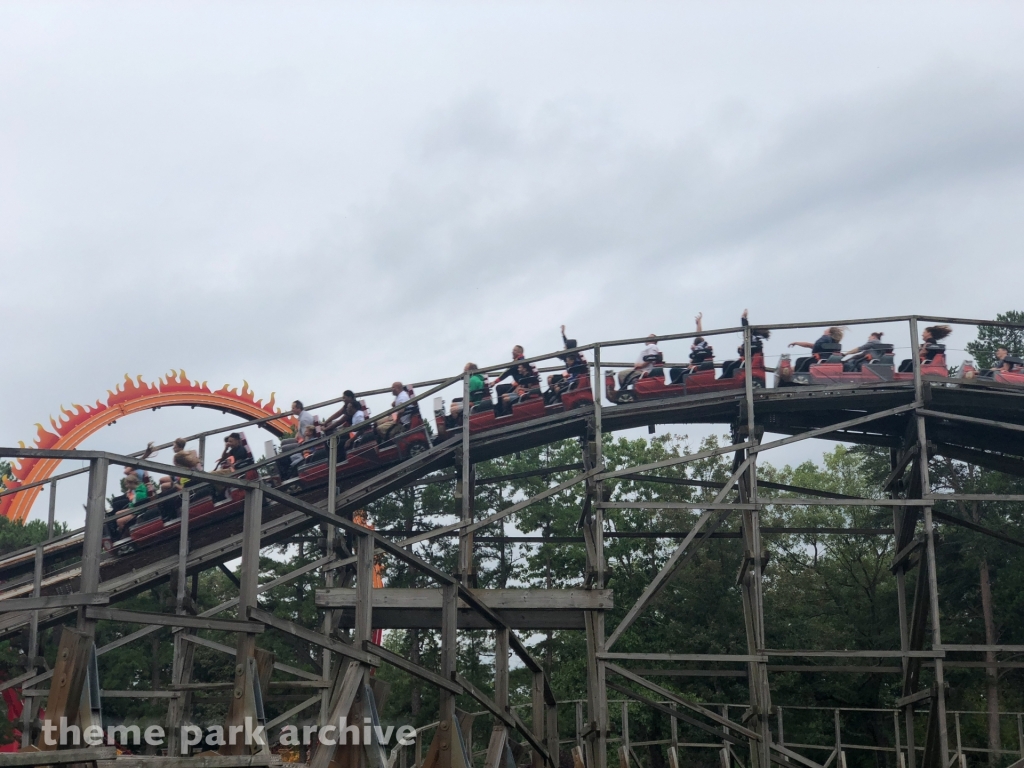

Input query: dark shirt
[737,316,766,356]
[222,444,254,469]
[690,339,713,363]
[566,357,589,377]
[812,335,837,357]
[517,366,540,389]
[494,355,527,384]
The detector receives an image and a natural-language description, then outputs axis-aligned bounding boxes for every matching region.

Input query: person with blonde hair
[172,438,201,471]
[788,327,846,372]
[789,326,845,354]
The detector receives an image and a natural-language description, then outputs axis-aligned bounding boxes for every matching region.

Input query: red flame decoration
[1,371,294,522]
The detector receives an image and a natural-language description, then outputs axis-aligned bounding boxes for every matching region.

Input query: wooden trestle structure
[2,314,1024,768]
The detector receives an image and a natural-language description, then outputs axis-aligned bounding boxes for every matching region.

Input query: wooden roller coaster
[1,313,1023,768]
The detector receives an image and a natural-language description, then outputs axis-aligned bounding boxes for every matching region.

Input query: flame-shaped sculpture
[1,370,295,522]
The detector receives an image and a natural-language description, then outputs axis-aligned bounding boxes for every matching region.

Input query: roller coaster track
[3,375,1024,641]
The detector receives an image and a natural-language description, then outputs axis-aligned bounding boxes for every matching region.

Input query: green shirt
[469,373,486,402]
[130,484,149,507]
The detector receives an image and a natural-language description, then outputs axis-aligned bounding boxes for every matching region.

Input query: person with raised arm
[670,313,712,383]
[721,309,771,379]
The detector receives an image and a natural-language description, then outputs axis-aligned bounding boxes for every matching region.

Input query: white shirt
[297,409,316,436]
[636,343,661,371]
[393,390,412,424]
[351,409,366,426]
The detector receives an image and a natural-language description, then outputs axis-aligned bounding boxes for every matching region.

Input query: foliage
[966,311,1024,369]
[0,517,61,557]
[0,461,12,493]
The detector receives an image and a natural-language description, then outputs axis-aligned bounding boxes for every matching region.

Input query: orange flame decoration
[1,370,296,523]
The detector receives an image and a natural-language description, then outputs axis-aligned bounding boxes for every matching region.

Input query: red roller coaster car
[117,413,432,552]
[958,356,1024,386]
[604,355,766,404]
[433,375,594,440]
[776,344,949,387]
[121,469,260,550]
[296,410,432,487]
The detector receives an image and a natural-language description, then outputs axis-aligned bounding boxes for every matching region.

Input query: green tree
[0,460,13,491]
[966,311,1024,369]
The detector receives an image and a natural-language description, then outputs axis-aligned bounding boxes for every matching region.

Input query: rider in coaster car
[213,433,254,473]
[211,433,255,502]
[986,347,1022,376]
[671,313,712,384]
[619,334,662,388]
[900,325,952,372]
[721,309,770,379]
[788,326,846,372]
[333,400,369,453]
[292,400,318,439]
[451,363,488,420]
[492,346,536,416]
[110,475,146,538]
[841,331,890,371]
[547,326,588,403]
[322,391,359,433]
[506,362,541,412]
[377,382,413,440]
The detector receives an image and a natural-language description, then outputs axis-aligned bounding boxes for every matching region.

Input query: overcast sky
[2,1,1023,525]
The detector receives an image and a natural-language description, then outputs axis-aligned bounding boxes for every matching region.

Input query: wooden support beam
[599,441,754,482]
[883,445,918,492]
[439,583,458,729]
[604,663,760,741]
[84,607,264,634]
[179,633,322,681]
[606,457,753,650]
[896,687,936,709]
[98,756,275,768]
[369,641,462,696]
[509,706,552,767]
[35,627,93,751]
[605,681,744,748]
[5,747,116,765]
[532,671,547,768]
[317,588,612,610]
[0,593,109,612]
[249,607,379,666]
[466,470,599,534]
[890,535,924,574]
[309,661,365,768]
[454,673,513,729]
